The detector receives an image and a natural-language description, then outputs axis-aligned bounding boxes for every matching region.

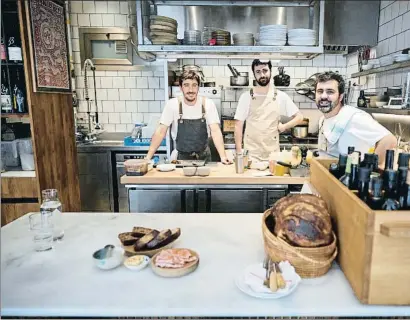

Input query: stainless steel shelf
[358,107,410,116]
[137,45,322,59]
[151,0,316,7]
[351,60,410,78]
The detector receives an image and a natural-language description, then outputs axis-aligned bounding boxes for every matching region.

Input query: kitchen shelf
[224,86,297,91]
[1,113,30,118]
[151,0,317,6]
[1,62,24,66]
[358,107,410,116]
[351,60,410,78]
[138,45,322,59]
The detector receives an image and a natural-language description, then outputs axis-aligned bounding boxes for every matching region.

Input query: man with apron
[234,59,304,161]
[315,71,396,165]
[145,69,231,164]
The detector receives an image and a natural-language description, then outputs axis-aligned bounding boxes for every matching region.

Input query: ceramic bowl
[183,167,197,176]
[124,255,150,271]
[93,245,124,270]
[196,166,210,176]
[375,101,387,107]
[157,163,176,172]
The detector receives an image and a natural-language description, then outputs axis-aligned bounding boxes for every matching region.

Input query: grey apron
[176,97,211,162]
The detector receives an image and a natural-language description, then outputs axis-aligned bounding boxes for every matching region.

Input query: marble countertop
[1,212,410,318]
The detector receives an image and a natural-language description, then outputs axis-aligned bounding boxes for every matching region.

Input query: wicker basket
[262,209,338,278]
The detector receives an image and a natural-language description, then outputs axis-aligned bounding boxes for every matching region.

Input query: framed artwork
[26,0,71,93]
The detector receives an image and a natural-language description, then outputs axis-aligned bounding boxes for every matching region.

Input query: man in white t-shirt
[146,70,230,164]
[316,71,396,165]
[234,59,304,161]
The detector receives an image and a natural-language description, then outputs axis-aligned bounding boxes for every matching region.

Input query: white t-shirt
[234,89,300,121]
[318,108,392,158]
[159,96,220,141]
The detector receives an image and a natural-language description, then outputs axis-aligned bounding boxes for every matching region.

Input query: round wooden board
[122,236,179,258]
[150,15,177,25]
[150,31,178,38]
[150,24,177,32]
[150,20,177,29]
[150,248,199,278]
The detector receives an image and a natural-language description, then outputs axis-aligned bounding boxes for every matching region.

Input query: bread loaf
[271,194,332,247]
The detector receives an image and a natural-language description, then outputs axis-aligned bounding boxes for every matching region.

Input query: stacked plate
[233,33,254,46]
[184,30,202,45]
[149,15,178,45]
[211,30,231,46]
[288,28,316,46]
[258,24,287,46]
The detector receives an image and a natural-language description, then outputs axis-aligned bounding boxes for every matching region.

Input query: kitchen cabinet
[127,185,289,213]
[77,151,112,212]
[129,189,195,213]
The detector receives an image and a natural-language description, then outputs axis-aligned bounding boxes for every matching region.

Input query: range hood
[134,0,325,60]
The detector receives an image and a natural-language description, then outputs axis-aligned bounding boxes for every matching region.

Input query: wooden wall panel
[18,0,80,211]
[1,177,39,198]
[1,203,39,226]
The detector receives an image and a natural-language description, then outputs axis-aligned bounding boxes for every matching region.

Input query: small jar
[40,189,64,240]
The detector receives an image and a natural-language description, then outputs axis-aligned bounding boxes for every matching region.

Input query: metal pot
[291,125,308,138]
[230,76,249,86]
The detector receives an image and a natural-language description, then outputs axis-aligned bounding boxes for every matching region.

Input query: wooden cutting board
[150,248,199,278]
[150,20,177,29]
[150,24,177,32]
[150,15,177,25]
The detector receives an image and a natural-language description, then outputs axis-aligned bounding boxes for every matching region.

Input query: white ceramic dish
[157,163,176,172]
[93,245,124,270]
[124,255,150,271]
[375,101,387,107]
[235,262,301,299]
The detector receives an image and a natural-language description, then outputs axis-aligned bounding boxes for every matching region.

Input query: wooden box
[310,158,410,305]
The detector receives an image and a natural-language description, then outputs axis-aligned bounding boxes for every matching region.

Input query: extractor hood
[134,0,325,60]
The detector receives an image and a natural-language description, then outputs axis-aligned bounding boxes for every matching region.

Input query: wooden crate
[310,158,410,305]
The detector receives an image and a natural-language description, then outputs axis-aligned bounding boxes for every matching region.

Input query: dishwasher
[113,151,166,212]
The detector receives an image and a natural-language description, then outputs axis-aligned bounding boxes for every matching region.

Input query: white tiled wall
[69,0,165,133]
[346,0,410,104]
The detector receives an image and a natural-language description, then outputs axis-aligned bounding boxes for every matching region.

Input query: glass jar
[40,189,64,240]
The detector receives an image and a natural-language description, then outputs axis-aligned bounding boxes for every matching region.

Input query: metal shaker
[235,153,245,174]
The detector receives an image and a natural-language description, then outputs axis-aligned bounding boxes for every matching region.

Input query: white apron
[243,85,280,161]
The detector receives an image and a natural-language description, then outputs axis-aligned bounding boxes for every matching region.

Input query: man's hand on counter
[278,122,286,133]
[220,157,232,165]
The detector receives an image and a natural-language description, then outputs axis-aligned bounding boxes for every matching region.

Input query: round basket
[262,209,338,278]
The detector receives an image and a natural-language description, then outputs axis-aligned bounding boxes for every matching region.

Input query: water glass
[41,189,64,240]
[29,212,54,251]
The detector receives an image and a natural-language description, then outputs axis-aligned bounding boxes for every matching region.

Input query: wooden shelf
[351,60,410,78]
[1,113,29,118]
[358,107,410,116]
[2,62,24,66]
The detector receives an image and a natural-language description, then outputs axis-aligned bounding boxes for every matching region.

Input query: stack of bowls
[258,24,287,46]
[211,30,231,45]
[233,33,254,46]
[287,28,316,46]
[184,30,202,45]
[150,15,178,45]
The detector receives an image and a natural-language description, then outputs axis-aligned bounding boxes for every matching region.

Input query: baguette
[134,230,160,251]
[132,226,156,237]
[146,229,172,249]
[118,232,139,246]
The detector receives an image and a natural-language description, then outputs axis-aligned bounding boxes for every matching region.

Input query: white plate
[235,263,300,299]
[124,255,150,271]
[157,163,176,172]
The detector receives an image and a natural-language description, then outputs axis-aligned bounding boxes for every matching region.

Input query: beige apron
[244,85,280,161]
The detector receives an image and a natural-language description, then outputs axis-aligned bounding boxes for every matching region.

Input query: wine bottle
[1,35,6,61]
[382,170,400,211]
[1,69,12,113]
[348,146,355,155]
[12,68,25,113]
[358,167,371,203]
[384,149,394,171]
[349,152,360,191]
[397,153,410,168]
[7,36,22,62]
[337,153,348,178]
[329,163,339,177]
[397,167,408,208]
[360,153,373,168]
[357,90,367,108]
[402,170,410,210]
[339,154,353,187]
[368,178,384,210]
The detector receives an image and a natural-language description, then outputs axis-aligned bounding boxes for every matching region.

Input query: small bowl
[197,166,210,176]
[183,167,197,176]
[157,163,176,172]
[124,255,150,271]
[93,245,124,270]
[375,101,387,108]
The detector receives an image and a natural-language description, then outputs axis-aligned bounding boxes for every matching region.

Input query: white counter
[1,170,35,177]
[1,212,409,318]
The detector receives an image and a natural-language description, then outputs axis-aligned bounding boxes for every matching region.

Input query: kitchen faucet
[83,59,102,134]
